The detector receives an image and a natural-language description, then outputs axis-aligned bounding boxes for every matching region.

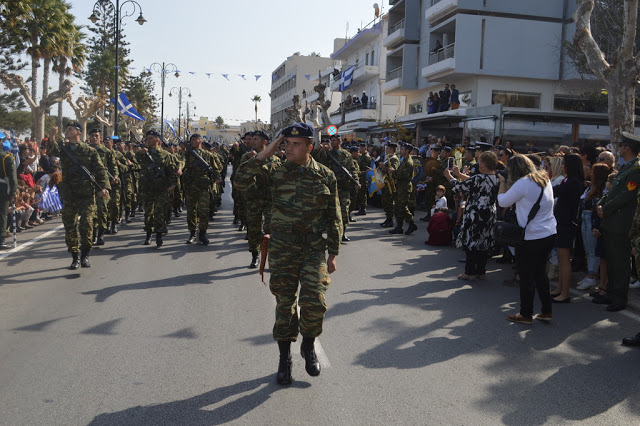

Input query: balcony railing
[387,66,403,81]
[330,102,378,117]
[431,0,443,5]
[428,42,455,65]
[388,18,405,35]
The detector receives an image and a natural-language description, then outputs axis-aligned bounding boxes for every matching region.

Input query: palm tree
[251,95,261,123]
[54,24,87,128]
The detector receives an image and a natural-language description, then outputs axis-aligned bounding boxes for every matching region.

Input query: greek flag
[40,186,63,212]
[339,66,355,91]
[112,93,146,121]
[164,119,176,136]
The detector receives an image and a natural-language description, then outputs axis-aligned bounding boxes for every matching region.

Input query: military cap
[387,142,398,149]
[359,142,367,147]
[443,145,452,152]
[66,121,82,130]
[146,129,161,138]
[282,122,314,139]
[89,128,101,135]
[431,145,442,152]
[329,133,341,140]
[253,130,270,141]
[475,141,492,151]
[466,147,476,153]
[404,144,415,152]
[111,136,121,141]
[349,146,359,152]
[621,132,640,146]
[202,141,213,149]
[190,133,202,139]
[241,131,254,139]
[495,145,505,151]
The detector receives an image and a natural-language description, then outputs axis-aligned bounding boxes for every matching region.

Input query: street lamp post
[182,101,196,136]
[89,0,146,137]
[146,62,179,138]
[169,87,191,139]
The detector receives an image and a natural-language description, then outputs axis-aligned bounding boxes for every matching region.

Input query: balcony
[330,102,378,123]
[425,0,459,24]
[422,42,456,80]
[383,0,420,49]
[331,21,382,61]
[383,19,406,48]
[330,64,380,92]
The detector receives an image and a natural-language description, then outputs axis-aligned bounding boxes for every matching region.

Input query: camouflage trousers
[394,183,413,222]
[61,195,96,252]
[172,179,183,211]
[233,185,246,221]
[121,177,134,214]
[268,238,331,341]
[185,185,210,231]
[94,194,110,229]
[382,187,395,219]
[108,183,121,223]
[338,187,351,228]
[356,184,368,210]
[245,198,271,253]
[143,190,170,233]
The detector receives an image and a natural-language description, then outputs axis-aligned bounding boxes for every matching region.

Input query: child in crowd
[426,207,453,246]
[430,185,448,217]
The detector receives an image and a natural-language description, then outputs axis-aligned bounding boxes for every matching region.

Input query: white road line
[0,224,64,261]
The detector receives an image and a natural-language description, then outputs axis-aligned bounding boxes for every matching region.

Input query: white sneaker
[630,280,640,289]
[577,277,596,290]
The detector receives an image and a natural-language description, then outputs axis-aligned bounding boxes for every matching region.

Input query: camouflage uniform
[122,149,138,217]
[237,151,281,253]
[91,143,116,231]
[234,156,342,341]
[394,154,415,223]
[172,148,185,216]
[349,158,360,216]
[48,140,110,253]
[0,150,18,248]
[356,151,372,211]
[314,147,359,230]
[382,153,400,220]
[230,143,248,222]
[109,148,127,224]
[183,147,221,231]
[136,147,177,233]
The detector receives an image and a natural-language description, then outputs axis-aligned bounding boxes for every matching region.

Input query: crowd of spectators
[427,83,460,114]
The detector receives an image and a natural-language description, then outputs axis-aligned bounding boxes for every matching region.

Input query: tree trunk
[31,56,38,104]
[57,59,67,129]
[32,106,44,142]
[606,64,637,148]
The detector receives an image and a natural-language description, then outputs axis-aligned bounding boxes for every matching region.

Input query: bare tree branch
[573,0,611,80]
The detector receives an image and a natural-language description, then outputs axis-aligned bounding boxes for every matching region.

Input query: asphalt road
[2,181,640,425]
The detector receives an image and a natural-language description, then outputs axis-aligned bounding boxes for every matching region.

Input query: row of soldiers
[47,122,226,269]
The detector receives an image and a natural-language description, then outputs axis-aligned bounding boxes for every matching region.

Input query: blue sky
[62,0,388,126]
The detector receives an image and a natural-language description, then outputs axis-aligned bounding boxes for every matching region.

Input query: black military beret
[253,130,270,141]
[89,128,101,135]
[387,142,397,149]
[621,132,640,146]
[359,142,367,147]
[443,145,452,152]
[202,141,213,149]
[241,131,254,139]
[431,145,442,152]
[146,130,161,138]
[404,144,415,152]
[475,141,492,151]
[282,122,314,139]
[349,146,359,152]
[330,133,341,140]
[66,121,82,130]
[190,133,202,139]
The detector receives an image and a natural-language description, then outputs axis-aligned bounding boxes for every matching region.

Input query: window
[492,90,540,109]
[409,102,423,114]
[371,50,375,66]
[554,94,607,113]
[365,53,369,66]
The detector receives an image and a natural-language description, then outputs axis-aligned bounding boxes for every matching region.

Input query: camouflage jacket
[600,157,640,235]
[112,149,129,181]
[235,157,342,255]
[236,151,281,199]
[48,140,110,199]
[314,147,359,190]
[395,155,415,190]
[357,152,372,180]
[182,148,222,189]
[91,143,119,181]
[135,147,178,192]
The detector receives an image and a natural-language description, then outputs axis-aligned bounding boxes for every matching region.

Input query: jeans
[581,210,599,276]
[515,234,556,318]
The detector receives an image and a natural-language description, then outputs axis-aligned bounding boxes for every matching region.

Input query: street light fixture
[147,62,179,138]
[169,87,191,138]
[89,0,146,138]
[181,101,196,136]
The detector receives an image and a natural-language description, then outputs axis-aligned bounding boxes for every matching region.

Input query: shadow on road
[87,375,310,425]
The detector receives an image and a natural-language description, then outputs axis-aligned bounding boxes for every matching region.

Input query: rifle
[181,141,218,177]
[58,141,105,191]
[144,151,171,186]
[326,150,359,186]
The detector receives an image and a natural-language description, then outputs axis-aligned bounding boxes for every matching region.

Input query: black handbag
[494,187,544,247]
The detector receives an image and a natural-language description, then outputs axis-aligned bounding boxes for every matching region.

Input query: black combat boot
[354,206,367,216]
[174,208,180,218]
[342,226,350,242]
[69,252,80,270]
[96,227,105,246]
[124,208,132,223]
[380,217,394,228]
[405,221,418,235]
[104,222,112,234]
[156,232,163,247]
[249,251,259,269]
[233,216,239,225]
[238,222,245,232]
[143,231,152,245]
[186,230,197,244]
[80,249,91,268]
[349,215,356,223]
[110,222,118,234]
[165,215,172,225]
[198,230,209,245]
[92,228,98,245]
[137,205,143,212]
[389,220,404,234]
[300,336,321,377]
[276,341,293,385]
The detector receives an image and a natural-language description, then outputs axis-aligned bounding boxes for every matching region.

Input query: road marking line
[0,224,64,260]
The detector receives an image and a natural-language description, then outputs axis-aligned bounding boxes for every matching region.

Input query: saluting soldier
[236,130,282,268]
[136,130,178,247]
[234,122,342,385]
[314,134,360,242]
[0,140,18,250]
[354,142,372,216]
[378,142,399,227]
[48,123,110,269]
[182,134,222,245]
[388,144,418,234]
[596,132,640,311]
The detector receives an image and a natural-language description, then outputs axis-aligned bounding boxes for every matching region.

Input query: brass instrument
[424,157,441,177]
[452,147,465,169]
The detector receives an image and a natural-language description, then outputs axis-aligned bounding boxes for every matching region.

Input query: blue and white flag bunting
[339,66,355,91]
[164,119,176,136]
[113,93,146,121]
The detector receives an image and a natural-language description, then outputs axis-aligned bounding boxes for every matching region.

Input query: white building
[270,53,339,131]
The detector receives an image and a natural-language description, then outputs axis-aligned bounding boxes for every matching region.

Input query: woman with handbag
[498,155,557,324]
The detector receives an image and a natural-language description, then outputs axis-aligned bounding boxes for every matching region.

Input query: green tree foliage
[123,71,158,133]
[0,0,31,71]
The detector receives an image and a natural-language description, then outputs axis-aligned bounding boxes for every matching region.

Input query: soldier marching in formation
[379,142,399,228]
[0,139,18,250]
[354,142,372,216]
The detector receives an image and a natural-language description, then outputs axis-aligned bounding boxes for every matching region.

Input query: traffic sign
[325,125,338,136]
